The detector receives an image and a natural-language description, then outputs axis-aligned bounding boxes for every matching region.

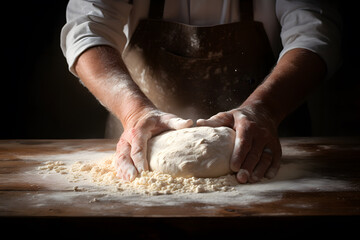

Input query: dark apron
[105,0,311,138]
[122,0,274,121]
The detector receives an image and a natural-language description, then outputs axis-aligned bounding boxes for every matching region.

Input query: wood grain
[0,138,359,237]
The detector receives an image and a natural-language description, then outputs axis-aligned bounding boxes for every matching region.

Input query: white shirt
[61,0,342,78]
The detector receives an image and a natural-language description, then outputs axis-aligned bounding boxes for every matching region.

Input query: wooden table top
[0,137,359,237]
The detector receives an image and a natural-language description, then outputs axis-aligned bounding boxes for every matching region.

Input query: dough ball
[148,126,235,178]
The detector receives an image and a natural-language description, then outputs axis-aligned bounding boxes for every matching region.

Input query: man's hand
[73,46,194,181]
[114,109,193,181]
[197,105,282,183]
[197,48,327,183]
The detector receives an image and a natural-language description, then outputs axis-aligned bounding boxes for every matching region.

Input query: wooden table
[0,138,359,238]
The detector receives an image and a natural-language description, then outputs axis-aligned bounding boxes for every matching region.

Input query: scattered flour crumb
[89,198,98,203]
[38,161,68,174]
[39,155,238,195]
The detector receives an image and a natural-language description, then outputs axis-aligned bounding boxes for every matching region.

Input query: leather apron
[105,0,275,138]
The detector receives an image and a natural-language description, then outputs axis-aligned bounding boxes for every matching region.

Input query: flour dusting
[36,144,354,204]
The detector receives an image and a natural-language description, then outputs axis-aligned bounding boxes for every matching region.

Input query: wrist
[240,49,326,128]
[115,98,157,129]
[238,100,280,130]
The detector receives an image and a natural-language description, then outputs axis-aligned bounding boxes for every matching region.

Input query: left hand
[197,106,282,183]
[114,109,193,181]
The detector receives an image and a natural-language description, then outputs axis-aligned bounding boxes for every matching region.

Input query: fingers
[196,117,222,127]
[249,149,272,182]
[196,112,233,128]
[265,141,282,179]
[235,137,266,183]
[114,138,138,181]
[115,128,151,181]
[248,142,282,182]
[235,141,282,183]
[230,127,252,172]
[165,117,193,129]
[231,119,281,184]
[130,130,151,173]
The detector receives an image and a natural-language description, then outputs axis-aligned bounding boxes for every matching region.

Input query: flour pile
[40,155,238,195]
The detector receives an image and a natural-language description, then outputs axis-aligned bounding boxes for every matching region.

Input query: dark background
[1,1,359,139]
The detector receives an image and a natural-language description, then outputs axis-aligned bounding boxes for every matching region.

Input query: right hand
[114,109,193,181]
[197,106,282,184]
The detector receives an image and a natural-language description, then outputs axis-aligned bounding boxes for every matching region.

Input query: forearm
[241,48,327,127]
[74,46,155,128]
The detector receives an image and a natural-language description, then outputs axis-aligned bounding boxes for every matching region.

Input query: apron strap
[149,0,165,19]
[240,0,254,21]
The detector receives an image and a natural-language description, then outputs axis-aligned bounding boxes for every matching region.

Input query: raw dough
[148,126,235,178]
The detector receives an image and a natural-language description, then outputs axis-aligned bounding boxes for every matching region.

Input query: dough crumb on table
[39,155,238,195]
[38,160,68,174]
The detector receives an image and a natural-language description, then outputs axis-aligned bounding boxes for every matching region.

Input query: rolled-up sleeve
[276,0,342,78]
[60,0,132,76]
